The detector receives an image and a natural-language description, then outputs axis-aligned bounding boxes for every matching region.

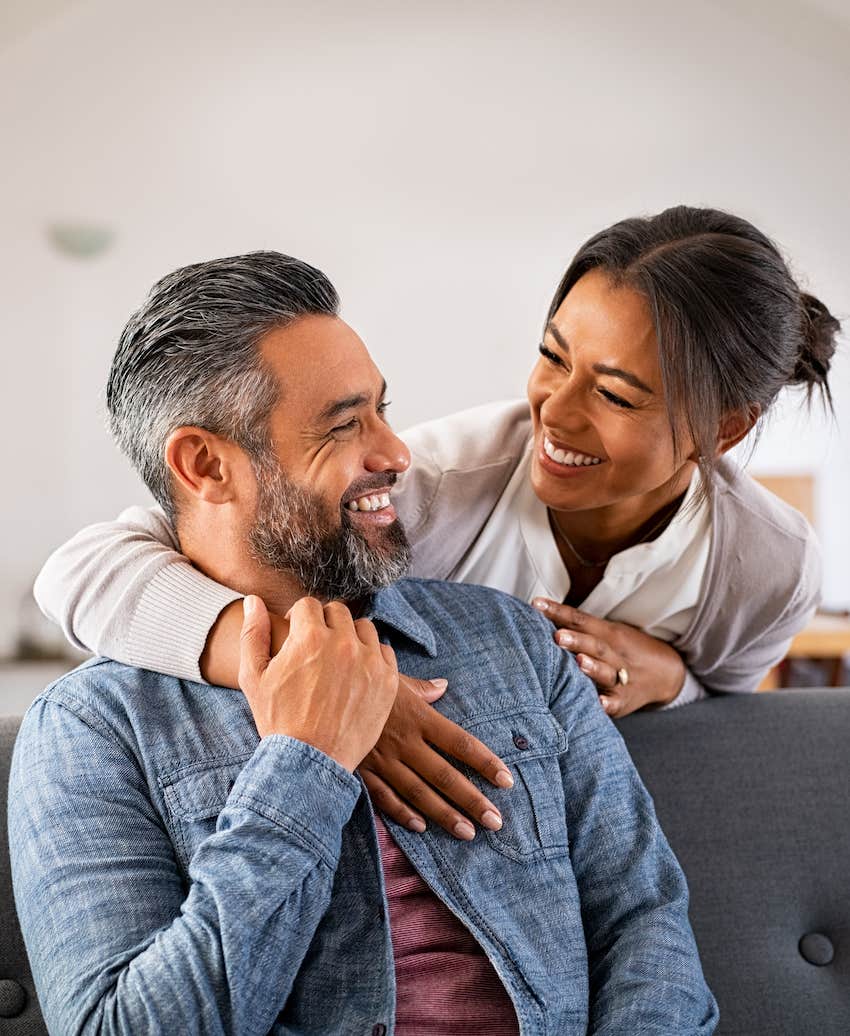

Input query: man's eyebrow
[545,322,653,395]
[318,380,387,422]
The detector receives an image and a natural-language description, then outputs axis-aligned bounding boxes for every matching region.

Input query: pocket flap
[160,758,251,821]
[463,707,567,763]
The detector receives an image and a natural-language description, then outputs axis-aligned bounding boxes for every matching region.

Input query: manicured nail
[429,678,448,689]
[243,595,257,618]
[494,769,514,789]
[407,817,426,833]
[453,820,476,841]
[532,598,549,612]
[557,631,575,648]
[481,809,502,831]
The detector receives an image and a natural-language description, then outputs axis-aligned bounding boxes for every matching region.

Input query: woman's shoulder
[710,457,822,597]
[713,459,819,551]
[401,399,532,475]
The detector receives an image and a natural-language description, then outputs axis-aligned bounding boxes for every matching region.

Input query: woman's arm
[34,507,513,838]
[34,506,242,681]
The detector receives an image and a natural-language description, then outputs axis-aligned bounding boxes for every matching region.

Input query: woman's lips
[537,438,604,479]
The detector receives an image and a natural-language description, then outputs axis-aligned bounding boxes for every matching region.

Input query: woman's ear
[715,404,762,457]
[165,427,243,505]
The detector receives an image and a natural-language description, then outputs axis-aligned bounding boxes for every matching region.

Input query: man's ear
[715,404,762,457]
[165,427,245,505]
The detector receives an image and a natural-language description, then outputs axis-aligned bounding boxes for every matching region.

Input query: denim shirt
[9,578,718,1035]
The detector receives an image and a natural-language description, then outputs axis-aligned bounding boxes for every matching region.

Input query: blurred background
[1,0,848,707]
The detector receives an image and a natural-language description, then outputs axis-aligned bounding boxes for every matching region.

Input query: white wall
[1,0,848,655]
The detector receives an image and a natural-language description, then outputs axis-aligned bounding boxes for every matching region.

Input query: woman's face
[527,268,695,518]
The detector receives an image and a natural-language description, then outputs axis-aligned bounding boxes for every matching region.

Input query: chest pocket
[464,707,569,863]
[159,756,253,871]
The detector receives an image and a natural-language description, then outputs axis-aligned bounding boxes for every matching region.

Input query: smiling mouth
[542,436,602,468]
[345,491,392,513]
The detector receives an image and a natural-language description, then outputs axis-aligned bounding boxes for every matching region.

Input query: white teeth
[543,436,601,467]
[347,492,392,512]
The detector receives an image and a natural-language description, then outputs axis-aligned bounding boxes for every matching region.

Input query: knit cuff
[126,562,243,683]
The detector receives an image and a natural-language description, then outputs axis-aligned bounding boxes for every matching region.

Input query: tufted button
[512,732,529,750]
[372,1025,387,1036]
[799,932,834,966]
[0,979,27,1018]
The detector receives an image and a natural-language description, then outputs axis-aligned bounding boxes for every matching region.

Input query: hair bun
[791,292,841,394]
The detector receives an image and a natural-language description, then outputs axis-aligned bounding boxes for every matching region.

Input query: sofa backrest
[617,688,850,1035]
[1,714,47,1036]
[2,690,849,1035]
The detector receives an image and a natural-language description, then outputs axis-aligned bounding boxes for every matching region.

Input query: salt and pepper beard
[247,455,411,602]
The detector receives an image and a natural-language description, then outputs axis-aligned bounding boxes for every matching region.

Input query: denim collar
[366,582,438,658]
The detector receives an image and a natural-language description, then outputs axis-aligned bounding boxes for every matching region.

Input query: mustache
[341,472,399,507]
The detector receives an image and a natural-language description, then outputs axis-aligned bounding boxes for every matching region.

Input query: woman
[36,205,839,836]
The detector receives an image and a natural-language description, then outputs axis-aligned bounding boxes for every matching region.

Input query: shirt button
[372,1025,387,1036]
[512,732,530,750]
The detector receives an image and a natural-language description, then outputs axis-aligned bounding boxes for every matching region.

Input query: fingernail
[494,769,514,789]
[481,809,502,831]
[532,598,549,612]
[580,657,594,674]
[407,817,426,833]
[429,678,448,689]
[453,820,476,841]
[243,595,256,618]
[599,696,612,713]
[557,631,575,648]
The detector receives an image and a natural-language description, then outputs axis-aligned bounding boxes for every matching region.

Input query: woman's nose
[541,379,587,431]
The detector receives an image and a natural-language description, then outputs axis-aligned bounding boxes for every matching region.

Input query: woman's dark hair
[547,206,840,493]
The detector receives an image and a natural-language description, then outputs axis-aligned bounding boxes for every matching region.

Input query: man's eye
[599,388,634,410]
[377,400,391,417]
[331,418,358,434]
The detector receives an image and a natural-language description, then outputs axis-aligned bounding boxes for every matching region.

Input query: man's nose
[363,423,411,474]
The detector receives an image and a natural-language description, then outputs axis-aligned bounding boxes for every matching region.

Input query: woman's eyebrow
[546,322,653,394]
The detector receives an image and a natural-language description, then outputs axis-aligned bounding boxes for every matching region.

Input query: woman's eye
[377,400,391,419]
[599,388,634,409]
[538,343,563,366]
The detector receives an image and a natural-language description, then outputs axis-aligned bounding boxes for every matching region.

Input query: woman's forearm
[200,599,289,688]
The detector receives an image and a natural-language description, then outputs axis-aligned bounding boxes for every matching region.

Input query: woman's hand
[532,599,686,718]
[360,674,515,840]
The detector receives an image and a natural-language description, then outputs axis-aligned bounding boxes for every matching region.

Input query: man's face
[247,315,412,601]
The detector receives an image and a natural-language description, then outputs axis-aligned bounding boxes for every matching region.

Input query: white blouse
[450,438,712,645]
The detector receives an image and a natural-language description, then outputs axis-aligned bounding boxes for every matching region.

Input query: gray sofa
[2,688,849,1034]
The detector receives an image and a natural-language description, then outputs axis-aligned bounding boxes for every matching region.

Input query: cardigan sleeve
[33,506,242,682]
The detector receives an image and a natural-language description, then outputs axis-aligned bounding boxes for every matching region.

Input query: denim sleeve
[8,696,361,1036]
[545,647,719,1034]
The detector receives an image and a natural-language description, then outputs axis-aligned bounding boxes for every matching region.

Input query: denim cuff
[228,735,362,868]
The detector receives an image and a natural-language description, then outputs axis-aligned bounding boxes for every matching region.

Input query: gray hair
[106,251,339,521]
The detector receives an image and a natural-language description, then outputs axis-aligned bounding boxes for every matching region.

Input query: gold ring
[616,667,629,686]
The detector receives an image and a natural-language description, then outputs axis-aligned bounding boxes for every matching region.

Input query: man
[9,252,717,1034]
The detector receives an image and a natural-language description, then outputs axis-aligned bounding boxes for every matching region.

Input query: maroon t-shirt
[374,814,519,1035]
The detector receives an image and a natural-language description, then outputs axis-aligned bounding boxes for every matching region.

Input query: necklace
[549,504,679,569]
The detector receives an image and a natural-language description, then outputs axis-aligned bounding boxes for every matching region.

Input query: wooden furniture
[759,611,850,690]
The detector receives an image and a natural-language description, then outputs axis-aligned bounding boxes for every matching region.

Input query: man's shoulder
[21,659,187,748]
[393,577,555,651]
